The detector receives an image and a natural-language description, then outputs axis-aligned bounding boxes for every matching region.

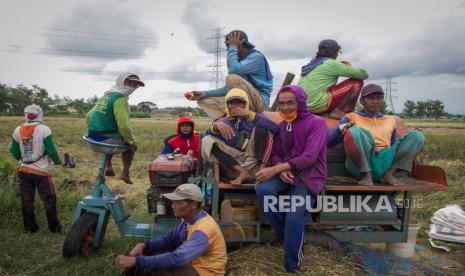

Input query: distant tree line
[0,82,99,115]
[0,82,207,117]
[402,99,445,119]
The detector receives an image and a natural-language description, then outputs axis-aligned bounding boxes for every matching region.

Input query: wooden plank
[270,72,295,111]
[219,178,446,192]
[219,182,255,190]
[326,177,447,192]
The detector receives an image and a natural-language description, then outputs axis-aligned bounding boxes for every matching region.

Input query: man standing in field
[10,104,62,233]
[86,72,145,184]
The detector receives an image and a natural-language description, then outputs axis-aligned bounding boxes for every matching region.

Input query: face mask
[121,86,137,97]
[279,110,298,123]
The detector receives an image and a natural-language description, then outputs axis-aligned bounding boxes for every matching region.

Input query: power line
[46,27,157,40]
[41,33,157,44]
[206,27,226,89]
[3,45,145,58]
[2,45,210,60]
[380,76,398,113]
[61,69,210,74]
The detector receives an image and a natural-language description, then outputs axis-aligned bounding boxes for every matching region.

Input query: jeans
[256,176,315,272]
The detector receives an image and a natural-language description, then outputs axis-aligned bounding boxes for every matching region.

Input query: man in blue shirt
[115,184,227,275]
[189,30,273,119]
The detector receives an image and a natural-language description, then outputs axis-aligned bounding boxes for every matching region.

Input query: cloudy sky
[1,0,464,114]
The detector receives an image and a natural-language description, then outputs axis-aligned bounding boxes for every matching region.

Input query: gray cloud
[181,0,220,53]
[257,34,322,61]
[362,14,465,80]
[153,67,210,83]
[62,62,211,84]
[257,12,465,81]
[45,0,156,61]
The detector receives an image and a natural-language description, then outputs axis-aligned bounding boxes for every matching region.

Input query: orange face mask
[279,110,298,123]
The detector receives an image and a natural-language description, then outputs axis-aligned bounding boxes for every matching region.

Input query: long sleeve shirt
[203,46,273,107]
[136,211,210,271]
[327,110,397,149]
[271,114,328,196]
[87,93,136,144]
[10,123,61,175]
[298,59,369,112]
[113,97,135,144]
[204,111,278,148]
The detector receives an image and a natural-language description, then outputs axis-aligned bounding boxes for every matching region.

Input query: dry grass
[1,116,465,275]
[227,244,360,276]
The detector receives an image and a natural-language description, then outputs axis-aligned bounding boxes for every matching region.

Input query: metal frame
[71,135,444,248]
[72,138,151,248]
[323,191,412,243]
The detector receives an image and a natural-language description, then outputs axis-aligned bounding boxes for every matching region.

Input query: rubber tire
[63,212,99,257]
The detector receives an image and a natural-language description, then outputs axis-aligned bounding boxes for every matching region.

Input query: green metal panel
[72,203,110,247]
[150,217,177,239]
[319,192,398,224]
[116,219,151,238]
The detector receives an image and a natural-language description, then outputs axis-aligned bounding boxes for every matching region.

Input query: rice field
[0,116,464,275]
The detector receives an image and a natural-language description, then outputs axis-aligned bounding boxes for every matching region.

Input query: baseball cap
[361,84,384,97]
[225,30,255,49]
[318,39,342,53]
[163,184,204,202]
[125,75,145,87]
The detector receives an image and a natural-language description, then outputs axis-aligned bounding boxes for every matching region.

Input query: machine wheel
[63,213,99,257]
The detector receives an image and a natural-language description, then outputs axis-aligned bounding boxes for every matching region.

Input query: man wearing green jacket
[298,39,369,119]
[87,72,145,184]
[10,104,62,233]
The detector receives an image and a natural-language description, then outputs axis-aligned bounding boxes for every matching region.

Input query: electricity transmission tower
[381,76,398,113]
[206,28,226,89]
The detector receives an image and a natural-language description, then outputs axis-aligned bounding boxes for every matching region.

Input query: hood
[176,116,195,136]
[300,56,328,76]
[24,104,44,124]
[224,88,250,118]
[277,85,310,119]
[104,72,140,98]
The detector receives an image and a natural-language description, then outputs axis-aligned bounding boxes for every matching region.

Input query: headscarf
[105,72,140,98]
[224,88,250,119]
[24,104,43,124]
[277,85,310,131]
[300,56,328,76]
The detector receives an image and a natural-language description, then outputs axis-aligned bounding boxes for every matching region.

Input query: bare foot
[119,174,133,184]
[105,168,115,176]
[359,172,373,186]
[381,171,402,186]
[230,166,254,186]
[329,108,346,120]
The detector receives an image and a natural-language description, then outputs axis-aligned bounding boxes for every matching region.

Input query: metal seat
[83,135,129,155]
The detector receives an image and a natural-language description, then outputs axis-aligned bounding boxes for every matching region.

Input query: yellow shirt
[346,112,396,151]
[187,213,227,276]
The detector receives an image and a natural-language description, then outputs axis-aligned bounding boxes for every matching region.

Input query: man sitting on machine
[201,88,278,185]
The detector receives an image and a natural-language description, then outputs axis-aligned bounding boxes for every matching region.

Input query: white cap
[163,184,204,203]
